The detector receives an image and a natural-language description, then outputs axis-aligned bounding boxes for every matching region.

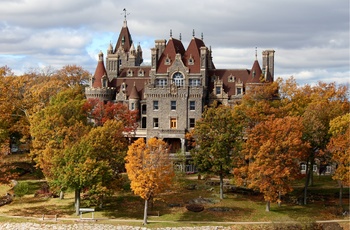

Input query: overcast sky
[0,0,349,86]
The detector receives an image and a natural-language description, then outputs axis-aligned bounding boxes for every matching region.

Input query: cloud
[0,0,348,87]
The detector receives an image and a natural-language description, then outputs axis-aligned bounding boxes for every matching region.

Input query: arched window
[173,72,184,86]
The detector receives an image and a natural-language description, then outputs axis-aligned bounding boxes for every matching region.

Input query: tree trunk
[59,190,64,200]
[219,174,224,200]
[266,201,270,212]
[303,154,314,205]
[278,191,281,207]
[143,199,148,225]
[75,189,81,216]
[339,182,343,208]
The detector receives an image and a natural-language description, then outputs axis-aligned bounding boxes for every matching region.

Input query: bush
[14,182,29,198]
[186,203,204,212]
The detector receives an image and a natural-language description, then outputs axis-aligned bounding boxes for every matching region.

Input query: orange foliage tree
[326,113,350,208]
[83,98,138,135]
[125,138,175,225]
[234,116,308,211]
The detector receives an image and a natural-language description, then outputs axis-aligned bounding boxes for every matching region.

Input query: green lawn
[0,172,348,229]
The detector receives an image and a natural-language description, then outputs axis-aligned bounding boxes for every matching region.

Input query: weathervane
[122,8,130,20]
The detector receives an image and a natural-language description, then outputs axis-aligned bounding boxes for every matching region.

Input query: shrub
[14,182,29,199]
[186,203,204,212]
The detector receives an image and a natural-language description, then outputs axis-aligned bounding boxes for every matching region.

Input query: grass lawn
[0,172,348,229]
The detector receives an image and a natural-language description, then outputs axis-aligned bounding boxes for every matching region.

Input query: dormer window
[127,69,133,77]
[102,78,108,88]
[121,82,126,92]
[188,55,194,65]
[216,86,221,95]
[138,70,144,76]
[165,56,171,65]
[228,75,235,82]
[122,36,125,45]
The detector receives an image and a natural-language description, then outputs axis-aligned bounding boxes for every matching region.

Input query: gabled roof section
[247,60,262,83]
[184,37,205,73]
[114,20,133,53]
[157,38,185,73]
[208,69,251,96]
[92,52,108,88]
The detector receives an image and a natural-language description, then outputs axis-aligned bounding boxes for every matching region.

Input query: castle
[85,17,275,162]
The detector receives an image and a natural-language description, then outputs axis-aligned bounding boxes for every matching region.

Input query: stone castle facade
[85,18,275,158]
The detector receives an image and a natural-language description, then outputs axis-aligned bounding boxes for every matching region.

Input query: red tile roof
[157,38,186,73]
[92,55,108,88]
[184,37,205,73]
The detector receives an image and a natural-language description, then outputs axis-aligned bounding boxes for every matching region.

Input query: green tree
[327,113,350,208]
[125,138,175,225]
[192,103,241,199]
[52,119,128,215]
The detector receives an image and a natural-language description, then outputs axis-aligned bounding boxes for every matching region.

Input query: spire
[122,8,129,27]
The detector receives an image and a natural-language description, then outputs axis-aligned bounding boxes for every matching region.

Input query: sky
[0,0,349,86]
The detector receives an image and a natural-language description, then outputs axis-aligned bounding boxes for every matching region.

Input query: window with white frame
[189,79,200,86]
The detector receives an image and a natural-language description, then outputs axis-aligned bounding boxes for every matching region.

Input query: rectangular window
[141,117,147,128]
[156,79,167,87]
[171,101,176,110]
[237,87,242,95]
[170,118,177,129]
[216,86,221,95]
[326,166,331,173]
[153,101,159,110]
[189,118,195,128]
[189,101,195,110]
[189,79,200,86]
[153,118,159,128]
[131,102,135,110]
[313,165,317,172]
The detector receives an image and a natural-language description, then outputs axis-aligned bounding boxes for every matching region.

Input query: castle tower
[85,51,116,102]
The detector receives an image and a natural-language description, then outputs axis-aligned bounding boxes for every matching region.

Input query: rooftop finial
[122,8,129,20]
[201,32,203,40]
[255,47,258,60]
[179,33,182,41]
[122,8,129,27]
[170,29,172,38]
[192,29,195,37]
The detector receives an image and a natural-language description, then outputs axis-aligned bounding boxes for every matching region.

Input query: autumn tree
[234,116,308,211]
[52,120,128,215]
[0,65,90,154]
[125,138,175,225]
[84,98,138,134]
[30,85,90,181]
[326,113,350,208]
[192,103,242,199]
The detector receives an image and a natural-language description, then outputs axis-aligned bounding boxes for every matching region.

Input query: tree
[125,138,175,225]
[234,116,308,211]
[326,113,350,208]
[30,85,89,179]
[52,120,128,215]
[84,98,138,135]
[192,103,241,199]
